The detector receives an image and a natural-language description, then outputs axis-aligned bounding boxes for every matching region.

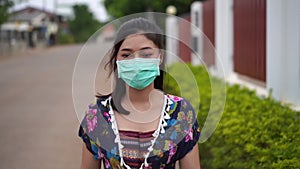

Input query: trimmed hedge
[164,63,300,169]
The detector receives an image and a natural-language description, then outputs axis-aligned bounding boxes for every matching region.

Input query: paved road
[0,38,112,169]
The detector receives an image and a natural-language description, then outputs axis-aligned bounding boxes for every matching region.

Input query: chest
[114,111,161,132]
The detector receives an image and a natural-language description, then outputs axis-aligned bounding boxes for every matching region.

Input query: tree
[0,0,14,25]
[68,4,101,43]
[104,0,202,18]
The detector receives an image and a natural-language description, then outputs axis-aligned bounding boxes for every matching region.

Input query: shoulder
[165,94,195,115]
[95,94,111,106]
[84,94,111,110]
[157,94,200,161]
[166,94,184,103]
[165,94,198,131]
[80,94,111,134]
[78,94,115,158]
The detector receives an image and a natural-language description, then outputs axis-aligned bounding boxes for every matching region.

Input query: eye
[140,49,155,58]
[140,53,153,58]
[121,53,130,58]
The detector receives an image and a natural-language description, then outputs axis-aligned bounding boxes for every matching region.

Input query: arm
[179,144,201,169]
[81,143,101,169]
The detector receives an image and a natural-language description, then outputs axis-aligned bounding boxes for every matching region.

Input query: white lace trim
[101,95,173,169]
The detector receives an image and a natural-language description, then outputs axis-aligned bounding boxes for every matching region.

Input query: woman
[79,17,201,169]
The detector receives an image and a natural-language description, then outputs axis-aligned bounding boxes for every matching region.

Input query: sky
[12,0,110,22]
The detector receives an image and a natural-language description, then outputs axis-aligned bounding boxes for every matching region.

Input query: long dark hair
[102,17,165,115]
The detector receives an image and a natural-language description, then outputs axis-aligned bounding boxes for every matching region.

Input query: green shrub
[164,63,300,169]
[58,30,75,44]
[164,63,213,119]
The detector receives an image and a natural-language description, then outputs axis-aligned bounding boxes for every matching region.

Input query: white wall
[165,15,179,65]
[267,0,300,106]
[191,2,203,65]
[215,0,233,78]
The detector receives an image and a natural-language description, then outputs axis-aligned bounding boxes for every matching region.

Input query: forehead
[119,34,158,51]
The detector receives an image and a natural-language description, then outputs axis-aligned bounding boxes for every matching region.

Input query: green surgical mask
[116,58,160,90]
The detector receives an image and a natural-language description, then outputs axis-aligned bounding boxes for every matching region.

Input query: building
[175,0,300,109]
[0,6,60,55]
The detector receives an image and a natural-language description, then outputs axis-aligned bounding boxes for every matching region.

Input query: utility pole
[54,0,57,14]
[42,0,46,12]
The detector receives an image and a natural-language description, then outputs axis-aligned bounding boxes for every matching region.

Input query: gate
[202,0,215,66]
[233,0,266,82]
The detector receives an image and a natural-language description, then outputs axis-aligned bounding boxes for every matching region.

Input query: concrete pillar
[190,2,203,65]
[215,0,233,78]
[166,7,179,65]
[267,0,300,106]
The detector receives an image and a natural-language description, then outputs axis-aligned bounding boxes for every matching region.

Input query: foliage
[68,4,101,43]
[103,0,203,18]
[164,63,212,119]
[57,29,75,44]
[0,0,14,26]
[164,63,300,169]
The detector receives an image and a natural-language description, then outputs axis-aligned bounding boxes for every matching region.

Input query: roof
[9,6,58,22]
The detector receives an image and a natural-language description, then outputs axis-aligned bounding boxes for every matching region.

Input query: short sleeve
[173,98,201,160]
[175,120,200,160]
[78,101,103,160]
[79,125,102,160]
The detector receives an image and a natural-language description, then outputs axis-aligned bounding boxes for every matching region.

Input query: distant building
[0,6,61,54]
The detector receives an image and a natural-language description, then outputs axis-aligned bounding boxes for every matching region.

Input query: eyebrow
[120,47,154,52]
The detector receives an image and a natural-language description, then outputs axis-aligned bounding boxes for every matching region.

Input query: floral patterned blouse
[78,94,201,169]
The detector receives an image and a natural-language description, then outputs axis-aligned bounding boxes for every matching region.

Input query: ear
[159,51,164,65]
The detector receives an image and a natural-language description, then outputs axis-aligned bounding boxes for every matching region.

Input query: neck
[126,84,155,103]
